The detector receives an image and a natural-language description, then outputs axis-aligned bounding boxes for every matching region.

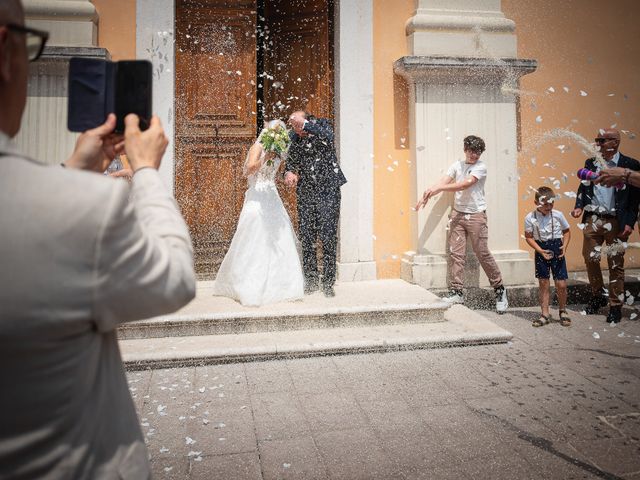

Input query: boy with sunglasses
[570,128,640,323]
[525,187,571,327]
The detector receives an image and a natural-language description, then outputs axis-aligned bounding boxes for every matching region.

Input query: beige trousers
[448,210,503,290]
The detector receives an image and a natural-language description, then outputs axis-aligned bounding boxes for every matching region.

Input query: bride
[213,119,304,306]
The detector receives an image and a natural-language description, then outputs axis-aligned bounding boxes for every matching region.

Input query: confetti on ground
[185,437,196,445]
[535,115,542,123]
[593,332,600,339]
[580,90,588,96]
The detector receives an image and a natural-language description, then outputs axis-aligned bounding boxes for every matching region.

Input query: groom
[285,111,347,297]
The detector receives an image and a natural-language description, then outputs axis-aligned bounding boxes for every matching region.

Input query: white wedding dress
[213,146,304,306]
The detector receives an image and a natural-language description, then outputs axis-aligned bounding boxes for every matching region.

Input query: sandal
[532,314,551,327]
[559,310,571,327]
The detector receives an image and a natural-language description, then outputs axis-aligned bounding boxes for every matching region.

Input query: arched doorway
[175,0,334,278]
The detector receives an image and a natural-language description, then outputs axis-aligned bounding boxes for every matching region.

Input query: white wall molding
[335,0,377,281]
[407,0,517,58]
[24,0,97,47]
[23,0,97,21]
[136,0,175,194]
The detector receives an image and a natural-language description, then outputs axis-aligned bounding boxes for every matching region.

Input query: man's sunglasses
[595,137,617,144]
[4,23,49,62]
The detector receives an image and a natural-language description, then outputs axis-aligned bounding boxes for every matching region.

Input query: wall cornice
[394,56,537,85]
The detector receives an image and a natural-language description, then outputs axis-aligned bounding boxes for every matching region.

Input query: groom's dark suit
[286,117,347,289]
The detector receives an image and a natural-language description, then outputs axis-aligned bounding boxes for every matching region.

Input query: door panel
[175,0,257,275]
[264,0,333,228]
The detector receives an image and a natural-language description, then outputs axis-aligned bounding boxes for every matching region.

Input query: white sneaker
[495,287,508,313]
[442,289,464,304]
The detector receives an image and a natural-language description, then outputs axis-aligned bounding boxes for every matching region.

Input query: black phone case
[67,58,152,133]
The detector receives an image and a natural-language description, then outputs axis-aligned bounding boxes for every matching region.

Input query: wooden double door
[175,0,334,277]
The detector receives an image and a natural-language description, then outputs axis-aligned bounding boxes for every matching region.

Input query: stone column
[396,0,536,289]
[335,0,377,281]
[16,0,105,166]
[136,0,175,193]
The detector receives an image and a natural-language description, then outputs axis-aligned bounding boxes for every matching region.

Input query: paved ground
[127,306,640,479]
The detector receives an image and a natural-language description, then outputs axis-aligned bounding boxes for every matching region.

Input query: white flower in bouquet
[259,121,290,166]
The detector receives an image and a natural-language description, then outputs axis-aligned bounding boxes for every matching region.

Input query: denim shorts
[535,239,568,280]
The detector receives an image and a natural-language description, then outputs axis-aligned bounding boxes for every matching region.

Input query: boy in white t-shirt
[416,135,508,313]
[524,186,572,327]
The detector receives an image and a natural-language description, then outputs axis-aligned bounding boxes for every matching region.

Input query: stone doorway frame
[136,0,377,282]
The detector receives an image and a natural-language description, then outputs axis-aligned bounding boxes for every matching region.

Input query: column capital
[24,0,98,47]
[406,0,517,57]
[23,0,97,22]
[394,56,537,85]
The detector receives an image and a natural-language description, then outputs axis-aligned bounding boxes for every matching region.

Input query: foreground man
[571,128,640,323]
[0,1,196,478]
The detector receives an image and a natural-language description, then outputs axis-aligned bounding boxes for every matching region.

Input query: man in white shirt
[416,135,508,313]
[0,1,196,478]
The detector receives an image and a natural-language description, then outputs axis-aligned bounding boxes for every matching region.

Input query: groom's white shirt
[0,136,195,479]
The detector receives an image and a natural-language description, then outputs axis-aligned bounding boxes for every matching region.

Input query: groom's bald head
[0,0,23,24]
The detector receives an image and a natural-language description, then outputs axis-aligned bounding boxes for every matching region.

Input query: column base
[402,250,535,289]
[337,261,377,282]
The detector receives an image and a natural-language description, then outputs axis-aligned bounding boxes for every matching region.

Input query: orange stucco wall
[372,0,413,278]
[503,0,640,273]
[373,0,640,278]
[91,0,136,61]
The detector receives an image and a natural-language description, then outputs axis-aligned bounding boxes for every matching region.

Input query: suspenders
[533,210,557,242]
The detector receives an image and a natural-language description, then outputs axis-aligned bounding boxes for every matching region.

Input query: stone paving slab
[128,305,640,479]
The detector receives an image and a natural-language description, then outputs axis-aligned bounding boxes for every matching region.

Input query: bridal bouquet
[259,126,290,165]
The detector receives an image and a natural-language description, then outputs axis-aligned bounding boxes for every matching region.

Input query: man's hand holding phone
[65,113,124,172]
[124,114,168,172]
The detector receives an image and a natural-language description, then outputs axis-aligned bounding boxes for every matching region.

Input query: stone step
[120,304,513,369]
[118,279,448,340]
[117,303,448,340]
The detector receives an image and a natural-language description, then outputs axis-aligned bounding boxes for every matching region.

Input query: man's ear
[0,28,11,83]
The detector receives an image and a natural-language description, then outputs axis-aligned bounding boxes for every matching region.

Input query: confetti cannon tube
[576,168,624,189]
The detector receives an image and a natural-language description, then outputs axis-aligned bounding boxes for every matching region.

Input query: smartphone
[114,61,152,133]
[68,58,152,133]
